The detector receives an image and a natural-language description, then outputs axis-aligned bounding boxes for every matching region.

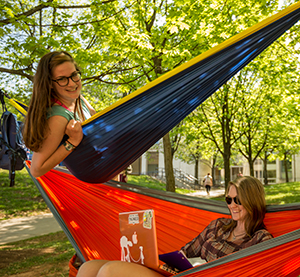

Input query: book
[159,251,193,272]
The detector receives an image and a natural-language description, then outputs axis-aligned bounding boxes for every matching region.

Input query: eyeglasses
[225,196,242,205]
[52,71,81,87]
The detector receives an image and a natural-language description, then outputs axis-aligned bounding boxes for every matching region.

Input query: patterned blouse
[181,218,273,262]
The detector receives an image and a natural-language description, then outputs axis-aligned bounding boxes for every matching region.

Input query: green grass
[127,175,166,190]
[264,182,300,205]
[0,232,72,276]
[211,182,300,205]
[128,175,300,205]
[0,168,48,220]
[127,175,196,194]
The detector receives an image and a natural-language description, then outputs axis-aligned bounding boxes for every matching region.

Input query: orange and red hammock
[27,163,300,277]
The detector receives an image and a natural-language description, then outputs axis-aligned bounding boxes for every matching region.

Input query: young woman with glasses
[77,176,272,277]
[23,51,96,178]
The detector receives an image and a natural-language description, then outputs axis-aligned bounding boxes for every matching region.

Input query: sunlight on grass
[127,175,195,193]
[127,175,166,190]
[264,182,300,205]
[0,232,72,276]
[129,175,300,205]
[0,169,48,220]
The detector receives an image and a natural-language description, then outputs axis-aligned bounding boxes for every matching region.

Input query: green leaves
[1,0,300,182]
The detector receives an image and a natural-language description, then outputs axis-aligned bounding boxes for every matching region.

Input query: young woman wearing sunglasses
[181,175,272,262]
[23,51,96,177]
[77,176,272,277]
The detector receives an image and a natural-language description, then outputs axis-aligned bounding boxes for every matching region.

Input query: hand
[65,119,83,147]
[179,250,188,259]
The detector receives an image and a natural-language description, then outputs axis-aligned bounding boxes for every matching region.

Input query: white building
[130,144,300,185]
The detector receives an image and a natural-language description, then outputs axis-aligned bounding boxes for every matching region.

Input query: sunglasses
[225,196,242,205]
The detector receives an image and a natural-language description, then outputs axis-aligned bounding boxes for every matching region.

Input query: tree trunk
[249,159,254,177]
[222,94,231,190]
[263,154,268,185]
[163,133,175,192]
[194,158,199,189]
[212,155,216,185]
[223,147,231,190]
[284,152,289,183]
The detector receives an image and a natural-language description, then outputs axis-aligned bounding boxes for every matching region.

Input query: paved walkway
[186,187,225,198]
[0,213,62,245]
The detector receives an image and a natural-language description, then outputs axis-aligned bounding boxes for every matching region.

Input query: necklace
[232,229,246,240]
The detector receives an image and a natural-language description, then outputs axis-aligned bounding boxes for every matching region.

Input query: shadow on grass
[0,231,73,276]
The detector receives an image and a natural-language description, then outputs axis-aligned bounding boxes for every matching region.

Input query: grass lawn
[0,168,299,276]
[210,181,300,205]
[127,175,195,194]
[264,182,300,205]
[0,232,72,277]
[0,169,49,220]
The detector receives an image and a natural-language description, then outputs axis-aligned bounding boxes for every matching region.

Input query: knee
[77,260,106,277]
[98,261,119,277]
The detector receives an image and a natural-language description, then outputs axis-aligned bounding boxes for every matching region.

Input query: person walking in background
[203,173,213,195]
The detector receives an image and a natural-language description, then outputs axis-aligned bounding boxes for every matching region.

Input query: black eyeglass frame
[225,196,242,205]
[52,71,81,87]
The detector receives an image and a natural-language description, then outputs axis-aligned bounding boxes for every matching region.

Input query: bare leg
[98,261,164,277]
[77,260,110,277]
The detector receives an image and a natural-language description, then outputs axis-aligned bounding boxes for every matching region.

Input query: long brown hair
[23,51,84,152]
[223,176,267,237]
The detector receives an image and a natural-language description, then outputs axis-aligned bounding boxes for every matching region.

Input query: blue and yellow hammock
[6,1,300,276]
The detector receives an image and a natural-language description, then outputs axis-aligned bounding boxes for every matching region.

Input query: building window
[255,170,262,178]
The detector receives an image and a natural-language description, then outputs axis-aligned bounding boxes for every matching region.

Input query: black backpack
[0,90,27,187]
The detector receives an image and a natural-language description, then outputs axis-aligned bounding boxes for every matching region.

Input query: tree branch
[0,1,53,25]
[0,67,33,81]
[25,1,136,28]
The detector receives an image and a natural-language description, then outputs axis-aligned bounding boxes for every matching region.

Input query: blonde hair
[223,176,267,237]
[23,51,84,152]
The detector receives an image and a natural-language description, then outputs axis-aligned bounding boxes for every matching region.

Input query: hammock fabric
[27,163,300,277]
[60,1,300,183]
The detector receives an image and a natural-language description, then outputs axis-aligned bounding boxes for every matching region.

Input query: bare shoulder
[48,115,69,128]
[45,116,69,142]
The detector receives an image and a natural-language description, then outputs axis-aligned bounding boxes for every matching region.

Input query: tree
[177,117,222,185]
[235,20,300,184]
[234,65,279,177]
[1,0,288,191]
[193,81,245,189]
[271,95,300,183]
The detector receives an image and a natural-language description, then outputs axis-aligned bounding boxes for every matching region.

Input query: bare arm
[81,95,96,116]
[30,116,83,178]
